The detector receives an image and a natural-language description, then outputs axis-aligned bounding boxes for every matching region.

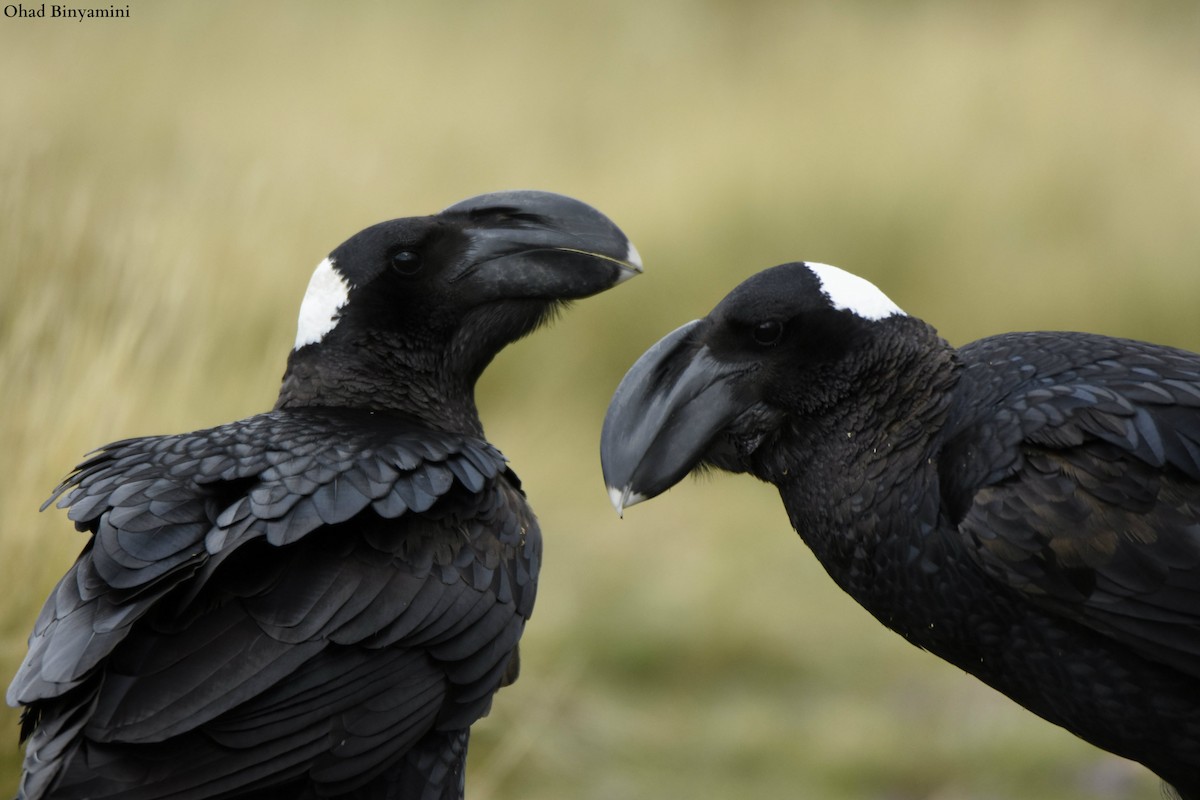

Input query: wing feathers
[955,333,1200,680]
[13,408,537,798]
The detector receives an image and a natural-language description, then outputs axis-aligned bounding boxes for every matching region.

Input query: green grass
[2,1,1198,796]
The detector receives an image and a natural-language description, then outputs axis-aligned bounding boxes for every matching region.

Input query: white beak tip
[607,484,647,518]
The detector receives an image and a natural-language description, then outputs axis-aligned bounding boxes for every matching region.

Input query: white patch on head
[806,262,905,321]
[293,257,351,349]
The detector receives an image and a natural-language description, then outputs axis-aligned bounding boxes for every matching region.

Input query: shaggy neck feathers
[275,332,485,438]
[756,320,961,564]
[274,301,555,438]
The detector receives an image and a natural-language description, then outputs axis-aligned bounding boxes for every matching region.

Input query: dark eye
[390,250,422,275]
[752,320,784,346]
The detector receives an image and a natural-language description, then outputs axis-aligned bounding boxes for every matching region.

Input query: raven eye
[752,320,784,346]
[390,250,422,275]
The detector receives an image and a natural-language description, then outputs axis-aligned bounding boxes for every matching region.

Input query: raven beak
[600,320,749,516]
[444,190,642,300]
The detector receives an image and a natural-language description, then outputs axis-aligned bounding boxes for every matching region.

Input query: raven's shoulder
[48,407,511,539]
[11,407,514,706]
[935,332,1200,679]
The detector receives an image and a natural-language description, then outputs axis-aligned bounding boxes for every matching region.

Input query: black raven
[10,190,641,800]
[600,261,1200,797]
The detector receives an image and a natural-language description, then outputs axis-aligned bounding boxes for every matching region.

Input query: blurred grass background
[2,1,1199,797]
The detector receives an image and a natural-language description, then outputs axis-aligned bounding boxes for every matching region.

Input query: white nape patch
[807,262,905,321]
[293,257,351,349]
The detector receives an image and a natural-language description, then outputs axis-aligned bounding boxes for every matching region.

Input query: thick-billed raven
[601,261,1200,797]
[10,190,641,800]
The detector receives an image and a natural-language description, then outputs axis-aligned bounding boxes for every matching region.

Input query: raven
[10,190,641,800]
[601,261,1200,797]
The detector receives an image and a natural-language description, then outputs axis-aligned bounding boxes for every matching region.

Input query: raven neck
[759,323,960,481]
[274,337,485,438]
[765,326,962,577]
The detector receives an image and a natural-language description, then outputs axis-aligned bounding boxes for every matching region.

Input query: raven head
[600,262,909,515]
[279,190,641,425]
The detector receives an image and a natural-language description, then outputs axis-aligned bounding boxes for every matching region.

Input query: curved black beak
[443,190,642,301]
[600,320,750,516]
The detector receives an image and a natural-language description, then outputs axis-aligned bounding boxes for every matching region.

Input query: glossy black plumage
[11,190,640,799]
[601,262,1200,797]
